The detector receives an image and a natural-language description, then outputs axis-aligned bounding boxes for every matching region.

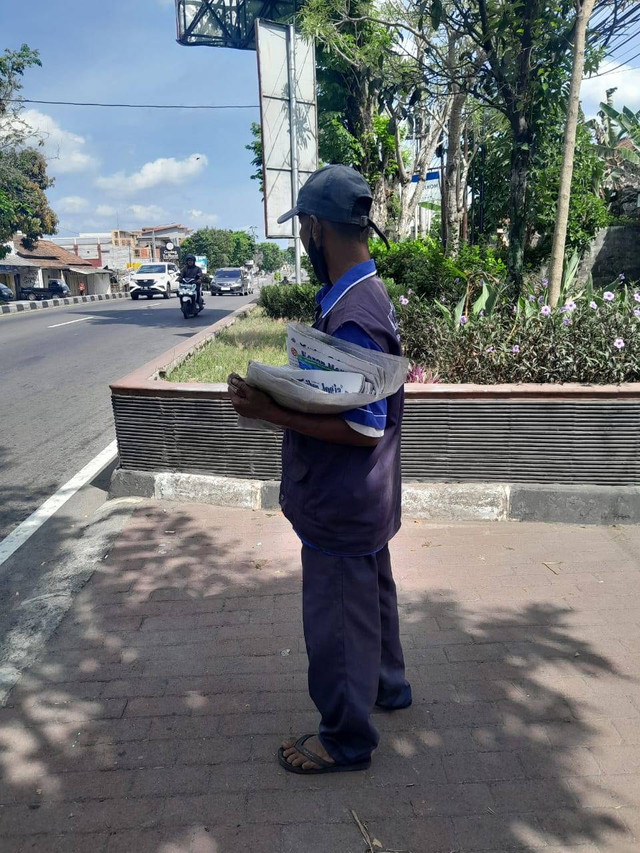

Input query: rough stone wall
[578,225,640,286]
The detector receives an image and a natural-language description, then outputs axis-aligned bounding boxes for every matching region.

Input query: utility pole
[287,22,302,285]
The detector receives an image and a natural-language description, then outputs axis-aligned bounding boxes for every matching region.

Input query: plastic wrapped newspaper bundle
[236,323,409,430]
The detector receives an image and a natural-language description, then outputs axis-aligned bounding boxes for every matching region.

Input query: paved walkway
[1,503,640,852]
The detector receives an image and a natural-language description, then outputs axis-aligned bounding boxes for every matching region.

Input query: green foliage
[180,228,256,271]
[257,241,284,273]
[528,124,609,261]
[399,283,640,385]
[245,123,264,198]
[476,115,608,265]
[371,238,506,304]
[259,283,317,323]
[260,278,404,324]
[593,102,640,168]
[0,45,56,256]
[0,148,58,258]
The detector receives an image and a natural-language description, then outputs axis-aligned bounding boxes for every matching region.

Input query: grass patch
[167,309,288,383]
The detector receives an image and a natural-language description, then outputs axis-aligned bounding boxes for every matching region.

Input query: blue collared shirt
[314,259,386,439]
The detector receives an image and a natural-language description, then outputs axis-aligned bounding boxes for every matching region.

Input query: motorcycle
[178,277,203,319]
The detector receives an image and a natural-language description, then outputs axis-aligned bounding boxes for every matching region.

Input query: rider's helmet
[185,254,196,264]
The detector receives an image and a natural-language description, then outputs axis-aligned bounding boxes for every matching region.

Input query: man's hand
[227,374,380,446]
[227,374,282,423]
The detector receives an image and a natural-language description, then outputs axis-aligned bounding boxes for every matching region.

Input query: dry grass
[167,310,288,383]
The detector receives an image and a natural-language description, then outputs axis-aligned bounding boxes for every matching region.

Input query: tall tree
[547,0,597,307]
[181,229,257,271]
[0,45,57,256]
[256,241,284,273]
[245,122,264,198]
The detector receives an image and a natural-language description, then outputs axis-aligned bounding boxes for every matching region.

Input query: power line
[11,98,259,110]
[589,47,640,77]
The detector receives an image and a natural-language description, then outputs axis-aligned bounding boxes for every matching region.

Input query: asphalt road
[0,292,255,540]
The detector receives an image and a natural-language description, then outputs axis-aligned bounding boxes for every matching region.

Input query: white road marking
[48,316,94,329]
[0,441,118,571]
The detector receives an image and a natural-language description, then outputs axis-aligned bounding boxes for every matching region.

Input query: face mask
[307,233,331,285]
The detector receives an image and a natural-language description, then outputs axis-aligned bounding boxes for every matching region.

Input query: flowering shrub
[398,285,640,384]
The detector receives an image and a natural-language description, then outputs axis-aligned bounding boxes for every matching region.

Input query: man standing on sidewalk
[227,165,411,775]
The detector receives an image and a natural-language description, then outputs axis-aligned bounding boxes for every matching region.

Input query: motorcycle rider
[179,254,204,310]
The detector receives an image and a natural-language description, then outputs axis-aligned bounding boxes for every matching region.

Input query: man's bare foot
[281,734,335,770]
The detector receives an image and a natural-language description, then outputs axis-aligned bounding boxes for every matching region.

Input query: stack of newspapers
[236,323,409,430]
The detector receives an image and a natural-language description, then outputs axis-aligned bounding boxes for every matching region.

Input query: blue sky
[1,0,265,237]
[2,1,639,241]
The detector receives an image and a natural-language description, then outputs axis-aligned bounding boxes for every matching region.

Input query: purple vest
[279,274,404,555]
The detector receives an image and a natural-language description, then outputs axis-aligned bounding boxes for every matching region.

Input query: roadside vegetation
[166,310,287,383]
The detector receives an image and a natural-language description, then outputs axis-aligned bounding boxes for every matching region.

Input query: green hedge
[259,279,403,323]
[259,283,317,323]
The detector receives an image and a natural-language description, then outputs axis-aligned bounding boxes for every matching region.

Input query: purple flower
[485,346,494,354]
[562,317,570,327]
[399,295,409,306]
[634,308,640,318]
[619,273,625,281]
[512,344,520,353]
[614,338,625,350]
[538,296,545,305]
[634,292,640,303]
[460,315,467,325]
[540,305,551,317]
[528,295,536,302]
[604,291,615,302]
[479,309,485,317]
[589,301,598,309]
[541,278,549,288]
[565,300,576,312]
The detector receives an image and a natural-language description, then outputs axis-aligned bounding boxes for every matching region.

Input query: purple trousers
[301,544,412,765]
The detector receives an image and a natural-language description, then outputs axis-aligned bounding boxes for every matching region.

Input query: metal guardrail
[112,392,640,486]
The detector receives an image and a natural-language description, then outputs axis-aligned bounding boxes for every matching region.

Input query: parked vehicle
[178,277,204,319]
[19,279,70,301]
[210,267,253,296]
[0,283,13,302]
[130,263,178,300]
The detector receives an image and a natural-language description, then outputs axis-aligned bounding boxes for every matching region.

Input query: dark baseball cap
[277,164,389,245]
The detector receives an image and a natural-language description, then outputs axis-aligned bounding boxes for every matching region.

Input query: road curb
[1,292,128,315]
[108,468,640,523]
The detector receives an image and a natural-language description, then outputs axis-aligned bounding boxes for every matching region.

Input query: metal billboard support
[255,20,317,276]
[286,23,302,284]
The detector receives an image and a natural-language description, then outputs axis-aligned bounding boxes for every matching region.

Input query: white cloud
[21,109,97,173]
[581,62,640,119]
[188,209,219,223]
[96,204,117,217]
[127,204,168,222]
[56,196,90,214]
[96,154,208,195]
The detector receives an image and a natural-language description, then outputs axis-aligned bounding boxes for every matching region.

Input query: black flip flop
[277,734,371,775]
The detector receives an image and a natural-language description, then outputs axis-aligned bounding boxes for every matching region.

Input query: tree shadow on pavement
[0,505,637,852]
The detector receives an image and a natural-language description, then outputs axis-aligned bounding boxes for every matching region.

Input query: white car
[130,263,179,300]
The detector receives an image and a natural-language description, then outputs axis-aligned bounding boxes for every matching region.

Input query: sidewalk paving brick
[1,501,639,851]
